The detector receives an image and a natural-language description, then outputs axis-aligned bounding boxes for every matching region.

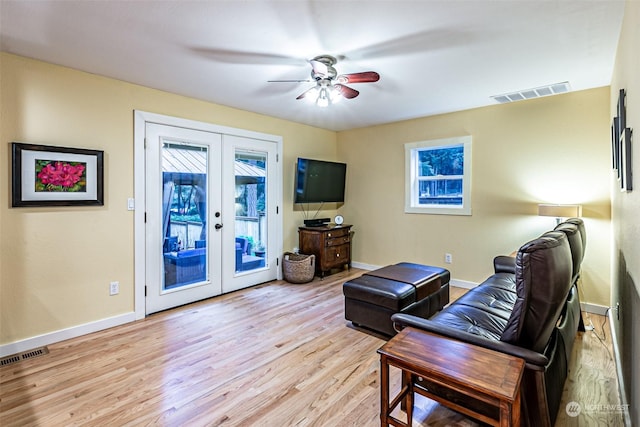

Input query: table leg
[499,388,521,427]
[404,370,413,426]
[380,356,389,426]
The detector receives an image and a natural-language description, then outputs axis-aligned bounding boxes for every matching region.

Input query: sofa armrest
[493,255,516,274]
[391,313,548,368]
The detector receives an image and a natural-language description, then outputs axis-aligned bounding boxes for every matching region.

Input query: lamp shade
[537,204,582,218]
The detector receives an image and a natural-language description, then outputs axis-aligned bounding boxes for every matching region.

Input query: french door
[144,123,279,315]
[221,135,278,293]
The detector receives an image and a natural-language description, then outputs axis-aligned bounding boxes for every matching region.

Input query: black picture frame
[11,142,104,207]
[620,127,633,192]
[612,116,620,172]
[617,89,626,138]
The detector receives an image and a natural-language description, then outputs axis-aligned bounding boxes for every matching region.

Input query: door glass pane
[234,151,266,273]
[162,142,208,289]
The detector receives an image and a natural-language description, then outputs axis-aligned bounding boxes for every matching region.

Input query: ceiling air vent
[491,82,571,104]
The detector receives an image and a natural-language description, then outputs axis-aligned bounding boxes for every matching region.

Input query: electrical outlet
[293,247,299,254]
[445,253,452,264]
[110,281,119,296]
[615,302,620,320]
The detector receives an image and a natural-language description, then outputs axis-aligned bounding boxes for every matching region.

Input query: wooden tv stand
[298,224,352,278]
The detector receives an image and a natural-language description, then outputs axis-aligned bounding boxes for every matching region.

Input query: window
[405,136,472,215]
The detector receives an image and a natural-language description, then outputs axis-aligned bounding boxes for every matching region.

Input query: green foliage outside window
[419,145,464,177]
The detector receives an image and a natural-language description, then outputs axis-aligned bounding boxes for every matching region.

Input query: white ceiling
[0,0,625,131]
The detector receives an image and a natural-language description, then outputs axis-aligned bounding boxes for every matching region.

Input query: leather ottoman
[343,262,450,336]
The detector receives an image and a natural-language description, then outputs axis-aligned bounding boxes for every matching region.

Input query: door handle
[215,223,223,230]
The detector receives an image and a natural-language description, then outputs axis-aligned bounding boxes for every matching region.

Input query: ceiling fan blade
[190,47,305,66]
[335,84,359,99]
[296,86,319,100]
[336,71,380,84]
[310,59,329,78]
[268,79,312,83]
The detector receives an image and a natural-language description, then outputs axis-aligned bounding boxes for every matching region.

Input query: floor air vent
[0,346,49,366]
[491,81,571,103]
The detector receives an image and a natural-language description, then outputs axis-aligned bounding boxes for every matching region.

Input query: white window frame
[404,135,472,215]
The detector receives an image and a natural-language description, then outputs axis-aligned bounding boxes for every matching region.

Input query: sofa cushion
[500,231,573,353]
[453,282,516,320]
[481,272,516,292]
[430,304,507,341]
[554,222,583,283]
[564,217,586,254]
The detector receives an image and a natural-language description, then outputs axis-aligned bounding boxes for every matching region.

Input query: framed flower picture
[11,142,104,207]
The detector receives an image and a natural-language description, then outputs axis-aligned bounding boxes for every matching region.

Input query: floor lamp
[538,204,582,225]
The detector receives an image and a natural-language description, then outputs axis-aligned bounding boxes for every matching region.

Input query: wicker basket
[282,252,315,284]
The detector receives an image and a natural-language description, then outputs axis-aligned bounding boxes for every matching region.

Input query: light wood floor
[0,269,623,426]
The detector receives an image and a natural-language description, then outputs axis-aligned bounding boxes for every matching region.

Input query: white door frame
[133,111,283,319]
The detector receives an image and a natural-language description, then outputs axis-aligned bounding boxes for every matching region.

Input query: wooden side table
[378,327,524,427]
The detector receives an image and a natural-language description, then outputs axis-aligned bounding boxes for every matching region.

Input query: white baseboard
[0,312,136,358]
[608,311,633,427]
[580,302,610,316]
[450,279,477,289]
[350,261,379,271]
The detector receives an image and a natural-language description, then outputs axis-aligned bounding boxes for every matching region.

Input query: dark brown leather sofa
[391,218,586,427]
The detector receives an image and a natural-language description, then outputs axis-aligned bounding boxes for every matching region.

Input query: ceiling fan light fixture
[300,86,319,103]
[311,81,342,107]
[289,54,379,106]
[316,87,330,107]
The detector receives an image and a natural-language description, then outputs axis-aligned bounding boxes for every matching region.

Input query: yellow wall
[0,53,337,344]
[611,0,640,301]
[337,88,612,306]
[609,0,639,421]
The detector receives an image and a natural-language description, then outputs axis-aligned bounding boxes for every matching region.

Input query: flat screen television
[294,158,347,204]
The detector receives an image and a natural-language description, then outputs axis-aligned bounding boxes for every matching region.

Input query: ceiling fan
[269,55,380,107]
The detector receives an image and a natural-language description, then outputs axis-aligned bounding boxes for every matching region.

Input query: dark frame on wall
[11,142,104,207]
[617,88,626,137]
[612,116,620,174]
[620,127,633,192]
[612,89,633,192]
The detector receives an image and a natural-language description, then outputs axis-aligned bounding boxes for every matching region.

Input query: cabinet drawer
[325,228,349,239]
[326,235,350,247]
